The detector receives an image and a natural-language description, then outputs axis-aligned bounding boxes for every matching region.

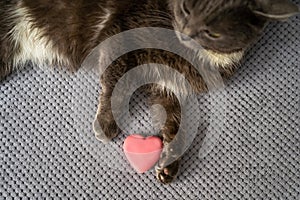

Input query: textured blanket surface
[0,10,299,200]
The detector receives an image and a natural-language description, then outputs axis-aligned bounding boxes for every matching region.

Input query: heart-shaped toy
[123,134,163,173]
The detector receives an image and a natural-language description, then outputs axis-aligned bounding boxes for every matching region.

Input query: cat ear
[253,0,299,20]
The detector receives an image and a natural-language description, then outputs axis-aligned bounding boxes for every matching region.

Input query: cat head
[170,0,299,66]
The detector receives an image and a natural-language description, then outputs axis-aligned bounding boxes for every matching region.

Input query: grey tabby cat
[0,0,298,184]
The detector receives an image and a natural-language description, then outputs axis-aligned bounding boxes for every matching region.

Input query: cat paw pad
[155,161,180,184]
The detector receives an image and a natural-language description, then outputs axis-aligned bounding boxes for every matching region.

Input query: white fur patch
[91,8,112,42]
[201,49,244,68]
[8,3,112,69]
[8,3,69,68]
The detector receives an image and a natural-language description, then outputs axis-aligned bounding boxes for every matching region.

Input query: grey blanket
[0,12,299,200]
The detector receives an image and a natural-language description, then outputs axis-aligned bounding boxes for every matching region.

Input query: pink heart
[123,134,163,173]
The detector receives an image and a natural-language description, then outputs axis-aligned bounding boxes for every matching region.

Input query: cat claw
[155,161,180,184]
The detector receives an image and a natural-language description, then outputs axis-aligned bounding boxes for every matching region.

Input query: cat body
[0,0,171,75]
[0,0,299,184]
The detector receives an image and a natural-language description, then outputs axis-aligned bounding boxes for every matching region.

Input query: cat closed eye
[204,30,221,39]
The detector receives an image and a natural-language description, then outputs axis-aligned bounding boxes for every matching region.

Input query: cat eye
[204,30,221,39]
[181,1,190,16]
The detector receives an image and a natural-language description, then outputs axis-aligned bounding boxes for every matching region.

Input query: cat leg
[93,82,121,144]
[149,90,182,184]
[93,58,129,143]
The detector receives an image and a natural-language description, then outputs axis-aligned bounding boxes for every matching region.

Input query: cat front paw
[155,160,180,184]
[93,113,120,144]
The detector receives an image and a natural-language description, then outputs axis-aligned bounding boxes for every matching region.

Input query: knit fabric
[0,12,299,200]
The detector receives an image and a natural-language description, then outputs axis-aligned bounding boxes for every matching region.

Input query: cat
[0,0,299,184]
